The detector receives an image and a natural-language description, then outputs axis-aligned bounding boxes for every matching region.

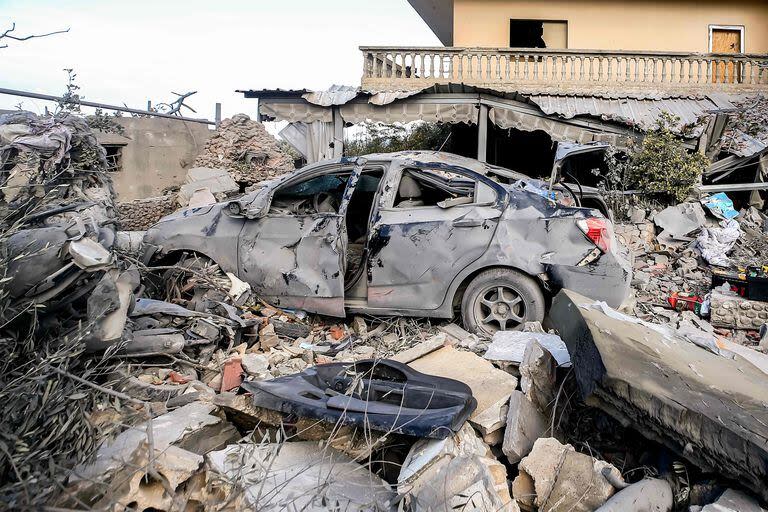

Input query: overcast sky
[0,0,440,120]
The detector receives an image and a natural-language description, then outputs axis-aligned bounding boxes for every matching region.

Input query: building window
[103,144,123,172]
[510,20,567,49]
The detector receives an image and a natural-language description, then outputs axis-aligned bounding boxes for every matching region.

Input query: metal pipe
[0,87,215,125]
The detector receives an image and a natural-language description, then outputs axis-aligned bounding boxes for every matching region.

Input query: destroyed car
[143,151,631,334]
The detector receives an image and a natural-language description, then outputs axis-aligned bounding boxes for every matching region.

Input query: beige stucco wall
[453,0,768,53]
[102,117,213,201]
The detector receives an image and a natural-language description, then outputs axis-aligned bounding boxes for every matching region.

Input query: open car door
[237,161,363,316]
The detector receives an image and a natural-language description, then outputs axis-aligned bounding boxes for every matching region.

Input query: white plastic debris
[484,331,570,367]
[696,219,741,267]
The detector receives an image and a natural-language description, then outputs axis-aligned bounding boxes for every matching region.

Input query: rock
[519,340,557,412]
[408,346,518,436]
[516,437,621,512]
[391,334,446,363]
[186,187,216,207]
[438,323,474,345]
[350,316,368,337]
[595,478,673,512]
[628,206,646,224]
[240,353,270,378]
[117,194,177,231]
[213,392,284,430]
[271,319,310,338]
[502,391,549,464]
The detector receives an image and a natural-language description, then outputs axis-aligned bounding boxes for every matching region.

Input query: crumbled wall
[193,114,295,185]
[117,195,178,230]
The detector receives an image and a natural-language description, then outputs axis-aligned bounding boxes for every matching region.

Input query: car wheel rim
[474,285,525,333]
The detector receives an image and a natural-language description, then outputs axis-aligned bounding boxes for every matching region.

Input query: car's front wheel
[461,268,545,336]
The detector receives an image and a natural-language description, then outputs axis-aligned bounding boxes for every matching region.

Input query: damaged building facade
[242,0,768,200]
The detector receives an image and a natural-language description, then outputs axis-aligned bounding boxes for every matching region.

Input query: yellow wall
[453,0,768,53]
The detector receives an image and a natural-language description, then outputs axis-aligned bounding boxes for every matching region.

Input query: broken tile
[408,346,518,435]
[220,357,243,391]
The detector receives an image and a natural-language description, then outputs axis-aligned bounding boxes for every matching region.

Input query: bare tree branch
[0,22,70,49]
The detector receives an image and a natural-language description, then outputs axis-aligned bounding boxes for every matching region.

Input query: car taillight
[577,217,611,253]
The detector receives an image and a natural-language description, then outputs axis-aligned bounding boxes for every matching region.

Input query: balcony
[360,46,768,94]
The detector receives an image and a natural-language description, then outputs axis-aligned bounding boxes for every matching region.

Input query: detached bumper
[547,250,632,309]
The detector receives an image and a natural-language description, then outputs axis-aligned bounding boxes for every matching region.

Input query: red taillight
[577,217,611,253]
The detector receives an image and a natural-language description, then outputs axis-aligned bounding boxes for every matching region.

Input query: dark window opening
[510,20,546,48]
[486,124,555,179]
[103,145,123,172]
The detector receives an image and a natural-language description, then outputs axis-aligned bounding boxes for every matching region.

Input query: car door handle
[452,218,483,228]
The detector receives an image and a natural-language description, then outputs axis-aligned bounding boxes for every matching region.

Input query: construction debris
[550,289,768,502]
[193,114,295,185]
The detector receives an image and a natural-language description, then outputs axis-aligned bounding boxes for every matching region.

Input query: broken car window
[269,172,349,215]
[394,168,479,208]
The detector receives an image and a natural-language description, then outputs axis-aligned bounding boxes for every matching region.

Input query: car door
[367,164,506,310]
[237,162,362,316]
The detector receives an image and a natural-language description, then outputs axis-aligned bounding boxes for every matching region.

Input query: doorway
[710,25,744,83]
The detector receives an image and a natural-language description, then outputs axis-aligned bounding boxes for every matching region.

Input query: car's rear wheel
[461,268,545,336]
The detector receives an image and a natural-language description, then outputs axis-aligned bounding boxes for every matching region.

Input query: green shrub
[628,112,709,203]
[345,121,452,156]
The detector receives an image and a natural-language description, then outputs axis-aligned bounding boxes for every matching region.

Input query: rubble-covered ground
[2,110,768,511]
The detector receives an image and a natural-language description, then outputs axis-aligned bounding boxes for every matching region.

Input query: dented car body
[143,151,631,334]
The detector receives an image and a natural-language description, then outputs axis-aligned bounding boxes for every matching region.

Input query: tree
[0,22,69,49]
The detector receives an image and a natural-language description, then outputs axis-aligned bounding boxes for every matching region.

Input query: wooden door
[712,29,741,83]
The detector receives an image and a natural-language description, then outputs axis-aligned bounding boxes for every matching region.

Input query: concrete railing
[360,46,768,92]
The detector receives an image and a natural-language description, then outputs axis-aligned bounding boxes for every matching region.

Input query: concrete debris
[519,340,558,412]
[177,166,238,207]
[408,346,518,436]
[398,423,518,511]
[551,289,768,502]
[595,478,673,512]
[653,202,706,240]
[502,390,549,464]
[700,488,767,512]
[515,437,622,512]
[206,441,395,511]
[391,333,446,363]
[193,114,295,185]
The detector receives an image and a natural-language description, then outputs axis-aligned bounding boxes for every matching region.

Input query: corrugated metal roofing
[526,94,738,135]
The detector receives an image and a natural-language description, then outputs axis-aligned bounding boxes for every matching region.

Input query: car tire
[461,268,545,336]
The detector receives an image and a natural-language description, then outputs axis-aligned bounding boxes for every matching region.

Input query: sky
[0,0,440,121]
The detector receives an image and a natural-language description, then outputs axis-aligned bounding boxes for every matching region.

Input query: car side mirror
[226,188,272,219]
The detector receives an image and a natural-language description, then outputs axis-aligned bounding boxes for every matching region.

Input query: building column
[332,106,344,158]
[477,103,488,162]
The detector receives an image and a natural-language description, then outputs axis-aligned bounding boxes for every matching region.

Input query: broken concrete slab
[408,346,518,436]
[68,402,236,505]
[550,289,768,502]
[178,167,238,206]
[595,478,673,512]
[653,202,706,240]
[391,333,446,363]
[700,488,767,512]
[398,423,518,512]
[516,437,621,512]
[519,340,557,412]
[502,390,549,464]
[484,330,570,367]
[206,441,395,511]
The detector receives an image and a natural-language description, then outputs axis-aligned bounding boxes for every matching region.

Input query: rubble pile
[2,110,768,510]
[193,113,295,185]
[118,194,177,230]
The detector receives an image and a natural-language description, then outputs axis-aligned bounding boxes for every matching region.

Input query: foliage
[345,121,453,156]
[86,108,125,135]
[57,68,82,114]
[627,112,709,203]
[596,146,633,219]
